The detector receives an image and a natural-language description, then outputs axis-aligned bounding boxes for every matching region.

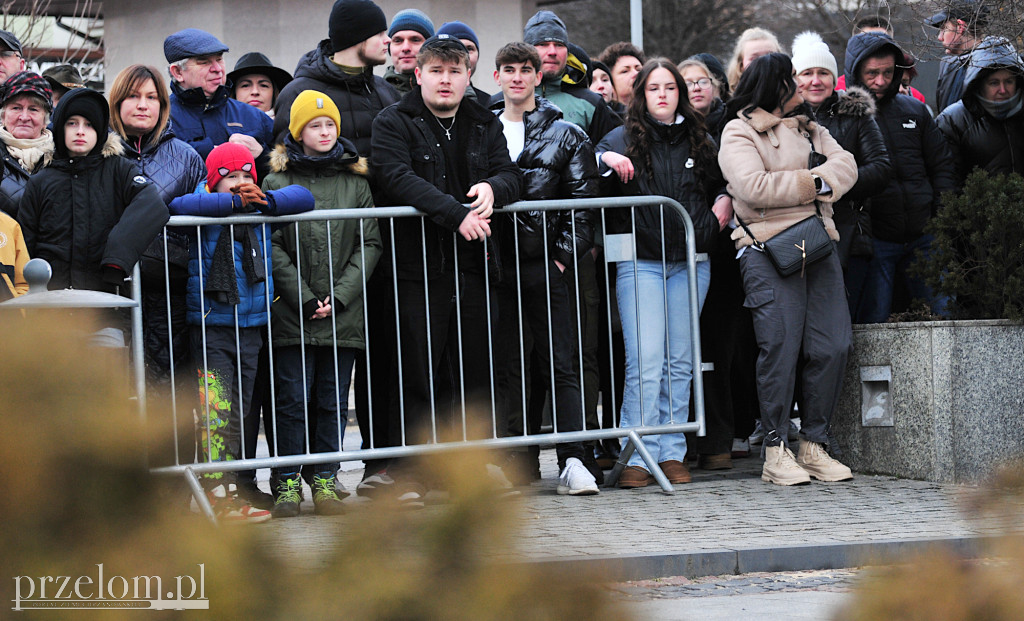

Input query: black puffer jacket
[0,137,52,218]
[937,39,1024,181]
[120,129,205,378]
[597,117,723,260]
[17,133,169,292]
[494,98,598,264]
[275,40,401,157]
[811,86,892,257]
[120,128,205,204]
[846,33,958,243]
[371,88,523,281]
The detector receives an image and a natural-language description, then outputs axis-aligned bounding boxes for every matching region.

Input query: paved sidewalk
[252,436,1021,579]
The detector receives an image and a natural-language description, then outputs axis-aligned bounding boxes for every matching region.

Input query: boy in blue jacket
[169,142,314,523]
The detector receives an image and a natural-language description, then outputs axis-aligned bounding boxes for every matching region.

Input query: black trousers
[390,269,497,447]
[696,240,759,456]
[496,257,586,465]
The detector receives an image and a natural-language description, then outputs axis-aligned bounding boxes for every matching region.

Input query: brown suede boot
[659,460,692,484]
[618,466,654,488]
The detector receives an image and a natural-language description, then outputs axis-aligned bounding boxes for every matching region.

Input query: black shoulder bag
[736,135,834,278]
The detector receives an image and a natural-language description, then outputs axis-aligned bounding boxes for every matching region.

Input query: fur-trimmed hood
[832,86,876,118]
[269,135,367,177]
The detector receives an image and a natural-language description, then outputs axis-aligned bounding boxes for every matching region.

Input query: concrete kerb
[522,535,1000,582]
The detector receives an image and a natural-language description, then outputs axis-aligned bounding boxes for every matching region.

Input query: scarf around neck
[978,91,1023,120]
[0,127,55,172]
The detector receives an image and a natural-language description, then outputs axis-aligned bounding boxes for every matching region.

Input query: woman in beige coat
[718,53,858,487]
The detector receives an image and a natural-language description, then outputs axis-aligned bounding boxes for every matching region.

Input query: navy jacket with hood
[937,38,1024,181]
[845,33,957,244]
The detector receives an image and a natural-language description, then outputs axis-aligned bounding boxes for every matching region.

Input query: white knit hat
[791,31,838,78]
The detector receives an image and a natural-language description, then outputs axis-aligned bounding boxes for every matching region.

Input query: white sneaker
[557,457,599,496]
[485,463,522,498]
[748,420,765,445]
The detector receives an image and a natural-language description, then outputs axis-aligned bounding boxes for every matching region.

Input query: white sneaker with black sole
[556,457,599,496]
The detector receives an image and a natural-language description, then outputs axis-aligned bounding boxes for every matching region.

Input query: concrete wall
[103,0,530,93]
[833,320,1024,483]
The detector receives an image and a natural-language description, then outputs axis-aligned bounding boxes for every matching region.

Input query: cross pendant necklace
[434,114,455,140]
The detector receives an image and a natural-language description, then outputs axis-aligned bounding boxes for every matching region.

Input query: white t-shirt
[499,115,525,163]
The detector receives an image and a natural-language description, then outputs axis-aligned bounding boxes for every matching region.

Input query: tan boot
[761,445,811,486]
[797,440,853,482]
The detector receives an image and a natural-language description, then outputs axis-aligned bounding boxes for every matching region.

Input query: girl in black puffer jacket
[596,59,729,489]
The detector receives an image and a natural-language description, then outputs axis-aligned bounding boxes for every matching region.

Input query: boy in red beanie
[169,141,314,523]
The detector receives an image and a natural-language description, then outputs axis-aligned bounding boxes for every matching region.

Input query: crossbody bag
[736,135,834,278]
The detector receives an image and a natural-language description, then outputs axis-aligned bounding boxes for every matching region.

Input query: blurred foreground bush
[834,461,1024,621]
[0,313,628,620]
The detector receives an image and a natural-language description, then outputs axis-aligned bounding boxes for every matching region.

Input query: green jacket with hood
[264,135,382,349]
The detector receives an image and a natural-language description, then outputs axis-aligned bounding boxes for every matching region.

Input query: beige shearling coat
[718,107,858,249]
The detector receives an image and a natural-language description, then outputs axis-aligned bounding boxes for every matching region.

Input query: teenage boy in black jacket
[491,42,600,495]
[371,34,522,506]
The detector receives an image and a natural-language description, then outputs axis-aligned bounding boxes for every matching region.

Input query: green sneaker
[312,474,346,516]
[271,473,302,518]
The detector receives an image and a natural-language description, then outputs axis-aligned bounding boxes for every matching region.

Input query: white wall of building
[103,0,530,94]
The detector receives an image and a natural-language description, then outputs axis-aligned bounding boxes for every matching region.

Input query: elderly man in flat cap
[164,28,274,178]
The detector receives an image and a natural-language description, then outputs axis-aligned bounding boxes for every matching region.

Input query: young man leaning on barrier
[491,41,601,495]
[371,34,523,508]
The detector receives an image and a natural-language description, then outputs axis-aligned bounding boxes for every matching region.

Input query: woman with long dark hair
[718,53,858,486]
[597,58,730,488]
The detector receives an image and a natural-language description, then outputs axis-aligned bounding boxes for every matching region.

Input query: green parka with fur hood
[264,135,382,349]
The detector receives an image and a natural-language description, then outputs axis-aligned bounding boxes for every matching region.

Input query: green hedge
[917,170,1024,321]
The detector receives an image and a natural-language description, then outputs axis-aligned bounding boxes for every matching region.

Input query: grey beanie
[523,10,568,46]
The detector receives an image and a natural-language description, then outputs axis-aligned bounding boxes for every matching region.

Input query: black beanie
[329,0,388,53]
[53,88,109,158]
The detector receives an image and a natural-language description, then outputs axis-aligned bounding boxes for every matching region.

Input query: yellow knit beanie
[288,90,341,140]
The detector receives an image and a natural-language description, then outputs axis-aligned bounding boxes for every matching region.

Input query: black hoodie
[272,39,400,158]
[845,33,957,243]
[17,89,169,291]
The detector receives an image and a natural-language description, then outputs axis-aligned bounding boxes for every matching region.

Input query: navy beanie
[436,21,479,49]
[329,0,388,53]
[388,9,434,39]
[523,10,568,46]
[164,28,229,63]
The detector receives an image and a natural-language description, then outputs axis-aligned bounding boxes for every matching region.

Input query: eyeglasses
[0,51,21,60]
[685,78,712,91]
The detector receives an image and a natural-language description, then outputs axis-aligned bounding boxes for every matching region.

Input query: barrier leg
[184,467,217,526]
[605,431,674,494]
[605,436,635,487]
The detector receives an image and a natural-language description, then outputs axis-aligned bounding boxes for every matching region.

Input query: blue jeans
[859,234,950,323]
[617,259,711,467]
[273,345,356,477]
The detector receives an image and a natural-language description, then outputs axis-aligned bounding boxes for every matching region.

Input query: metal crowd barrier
[140,196,710,520]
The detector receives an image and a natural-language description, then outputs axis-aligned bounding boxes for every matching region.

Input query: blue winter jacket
[168,82,274,179]
[169,184,315,328]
